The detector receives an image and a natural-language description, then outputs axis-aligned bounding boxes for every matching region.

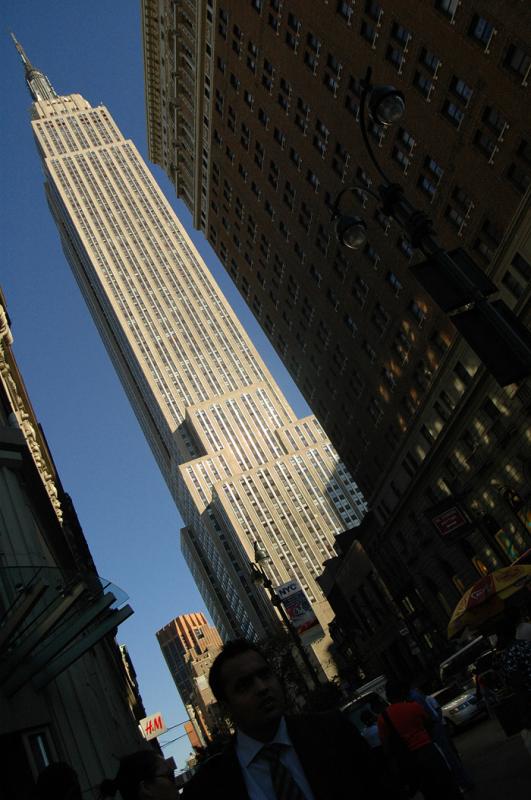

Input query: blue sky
[1,1,310,773]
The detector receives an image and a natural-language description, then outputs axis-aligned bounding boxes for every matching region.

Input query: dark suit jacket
[181,711,383,799]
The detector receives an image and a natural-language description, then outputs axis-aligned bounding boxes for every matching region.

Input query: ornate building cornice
[0,296,63,522]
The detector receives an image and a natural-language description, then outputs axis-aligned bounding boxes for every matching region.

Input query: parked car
[439,635,492,685]
[430,682,486,735]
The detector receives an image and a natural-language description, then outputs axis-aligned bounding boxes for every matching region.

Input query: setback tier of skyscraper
[15,38,367,677]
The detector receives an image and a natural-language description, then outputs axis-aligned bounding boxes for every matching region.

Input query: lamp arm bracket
[379,183,435,249]
[331,184,381,218]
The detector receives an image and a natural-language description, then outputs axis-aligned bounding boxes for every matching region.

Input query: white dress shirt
[235,717,315,800]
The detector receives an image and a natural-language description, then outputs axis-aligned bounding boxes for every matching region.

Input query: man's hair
[99,750,160,800]
[385,678,410,704]
[209,638,266,702]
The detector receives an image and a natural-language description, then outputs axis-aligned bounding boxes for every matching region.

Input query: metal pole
[254,563,320,688]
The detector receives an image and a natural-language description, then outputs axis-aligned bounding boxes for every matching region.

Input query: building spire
[11,33,58,102]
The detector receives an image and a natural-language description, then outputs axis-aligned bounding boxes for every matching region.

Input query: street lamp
[250,541,320,689]
[367,84,405,126]
[331,66,531,387]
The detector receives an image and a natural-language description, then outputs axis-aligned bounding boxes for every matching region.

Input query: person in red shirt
[377,680,461,800]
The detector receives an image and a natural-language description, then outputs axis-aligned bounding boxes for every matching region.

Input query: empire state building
[14,36,367,675]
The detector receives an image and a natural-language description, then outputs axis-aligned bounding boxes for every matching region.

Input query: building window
[474,130,497,161]
[420,48,441,74]
[507,163,530,194]
[418,175,437,200]
[435,0,459,20]
[290,147,302,169]
[360,20,378,46]
[268,160,279,190]
[512,252,531,282]
[365,1,383,22]
[287,11,301,31]
[324,72,340,95]
[295,97,310,133]
[451,76,473,105]
[345,94,360,119]
[414,71,433,99]
[363,340,377,363]
[482,106,509,139]
[501,270,524,300]
[337,1,353,23]
[442,100,464,128]
[373,303,390,334]
[504,44,531,83]
[425,157,444,182]
[258,108,269,128]
[445,205,466,233]
[244,90,254,108]
[306,169,320,192]
[410,301,426,325]
[468,15,496,49]
[387,45,404,72]
[386,271,403,294]
[273,127,286,148]
[343,313,358,336]
[254,141,264,170]
[399,127,416,152]
[392,22,411,45]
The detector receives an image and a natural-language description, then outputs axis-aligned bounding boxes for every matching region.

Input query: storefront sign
[139,712,167,740]
[426,498,474,540]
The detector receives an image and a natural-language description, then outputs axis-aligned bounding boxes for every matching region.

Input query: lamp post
[331,66,531,387]
[250,541,320,689]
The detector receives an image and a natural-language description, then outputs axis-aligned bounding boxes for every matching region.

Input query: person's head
[409,673,428,692]
[209,639,284,741]
[493,616,517,649]
[360,709,377,727]
[385,679,410,704]
[35,763,82,800]
[99,751,175,800]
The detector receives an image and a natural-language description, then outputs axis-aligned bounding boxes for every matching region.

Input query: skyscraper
[15,37,366,676]
[157,613,224,743]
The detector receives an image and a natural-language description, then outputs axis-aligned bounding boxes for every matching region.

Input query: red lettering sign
[432,506,468,537]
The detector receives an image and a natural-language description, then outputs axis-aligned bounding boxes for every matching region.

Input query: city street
[454,718,530,799]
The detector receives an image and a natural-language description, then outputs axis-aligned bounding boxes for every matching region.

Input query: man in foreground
[181,639,385,799]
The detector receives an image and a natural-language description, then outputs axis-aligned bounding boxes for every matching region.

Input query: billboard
[275,580,322,644]
[139,711,167,740]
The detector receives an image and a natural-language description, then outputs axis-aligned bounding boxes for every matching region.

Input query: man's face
[219,650,285,738]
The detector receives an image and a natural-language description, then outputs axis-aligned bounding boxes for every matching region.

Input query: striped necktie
[260,743,308,800]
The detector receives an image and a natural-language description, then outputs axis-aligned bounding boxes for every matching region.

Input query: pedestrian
[494,616,531,749]
[99,750,176,800]
[378,679,461,800]
[34,762,82,800]
[180,638,385,799]
[360,708,382,750]
[409,679,474,793]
